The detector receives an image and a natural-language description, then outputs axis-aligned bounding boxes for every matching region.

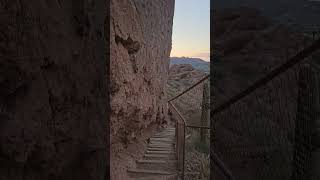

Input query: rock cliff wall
[110,0,175,147]
[0,1,108,180]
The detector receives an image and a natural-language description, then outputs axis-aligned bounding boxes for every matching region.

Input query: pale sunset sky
[170,0,210,61]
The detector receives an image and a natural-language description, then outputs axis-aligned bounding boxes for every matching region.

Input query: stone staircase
[127,127,178,180]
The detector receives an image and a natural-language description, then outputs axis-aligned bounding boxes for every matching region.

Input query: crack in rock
[115,35,141,54]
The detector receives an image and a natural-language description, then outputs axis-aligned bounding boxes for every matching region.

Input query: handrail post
[182,125,186,180]
[176,120,178,164]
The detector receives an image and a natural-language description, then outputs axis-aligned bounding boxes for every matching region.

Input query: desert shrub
[185,131,210,180]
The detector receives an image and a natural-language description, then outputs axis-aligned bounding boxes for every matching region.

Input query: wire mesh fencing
[211,41,320,180]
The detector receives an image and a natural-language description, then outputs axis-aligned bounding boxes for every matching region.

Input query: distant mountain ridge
[170,57,210,73]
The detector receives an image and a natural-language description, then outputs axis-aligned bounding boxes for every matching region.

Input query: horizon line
[170,56,210,62]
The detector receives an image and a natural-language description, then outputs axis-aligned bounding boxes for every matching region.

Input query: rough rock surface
[0,1,108,180]
[110,0,175,179]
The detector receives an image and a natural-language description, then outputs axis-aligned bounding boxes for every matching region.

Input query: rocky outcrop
[0,1,108,180]
[170,57,210,73]
[110,0,175,178]
[110,0,174,147]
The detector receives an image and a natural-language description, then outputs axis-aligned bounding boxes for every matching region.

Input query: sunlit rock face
[110,0,175,149]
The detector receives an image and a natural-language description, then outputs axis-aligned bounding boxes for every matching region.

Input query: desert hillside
[167,64,208,125]
[167,63,210,180]
[170,57,210,73]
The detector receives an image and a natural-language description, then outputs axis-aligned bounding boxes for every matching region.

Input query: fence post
[291,64,317,180]
[200,82,210,144]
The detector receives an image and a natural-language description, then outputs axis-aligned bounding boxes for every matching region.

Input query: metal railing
[212,38,320,180]
[168,74,232,180]
[168,102,187,179]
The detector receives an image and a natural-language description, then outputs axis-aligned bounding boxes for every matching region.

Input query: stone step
[137,159,167,164]
[158,132,174,134]
[148,143,173,146]
[148,144,173,148]
[150,138,173,141]
[136,160,177,171]
[152,137,174,139]
[146,150,174,154]
[151,139,174,141]
[147,148,174,151]
[160,129,175,131]
[127,169,174,175]
[136,159,177,164]
[149,141,174,144]
[150,137,174,140]
[160,132,174,134]
[144,154,176,160]
[148,145,174,149]
[129,174,177,180]
[150,141,174,144]
[160,129,174,131]
[150,141,173,144]
[127,169,177,179]
[155,131,175,134]
[154,134,175,137]
[151,137,173,140]
[152,135,176,140]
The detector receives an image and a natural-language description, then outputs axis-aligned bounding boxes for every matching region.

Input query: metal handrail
[212,38,320,115]
[211,151,236,180]
[170,100,234,180]
[168,74,218,180]
[168,74,210,102]
[168,101,186,179]
[169,101,187,125]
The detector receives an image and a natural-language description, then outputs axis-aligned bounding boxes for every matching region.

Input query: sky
[170,0,210,61]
